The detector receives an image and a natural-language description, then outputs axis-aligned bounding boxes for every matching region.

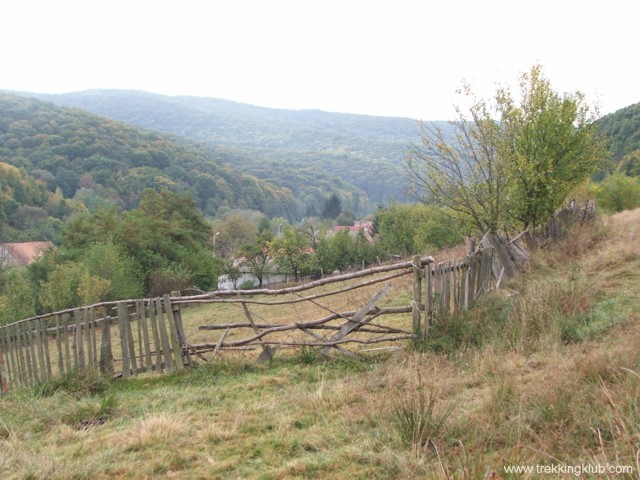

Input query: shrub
[597,173,640,212]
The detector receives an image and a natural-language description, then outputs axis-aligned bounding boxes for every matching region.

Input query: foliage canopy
[406,65,605,234]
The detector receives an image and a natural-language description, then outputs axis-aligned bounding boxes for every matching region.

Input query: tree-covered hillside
[0,94,317,238]
[596,101,640,160]
[27,90,433,207]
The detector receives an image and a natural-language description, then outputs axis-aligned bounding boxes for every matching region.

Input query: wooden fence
[0,294,188,391]
[0,246,498,394]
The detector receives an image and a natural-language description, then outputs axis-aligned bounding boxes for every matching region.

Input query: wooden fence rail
[0,248,498,394]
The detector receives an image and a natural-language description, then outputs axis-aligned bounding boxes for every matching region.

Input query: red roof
[2,242,54,266]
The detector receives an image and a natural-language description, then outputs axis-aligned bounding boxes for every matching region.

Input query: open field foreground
[1,209,639,479]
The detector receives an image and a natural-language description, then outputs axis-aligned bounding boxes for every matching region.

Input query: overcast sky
[2,0,637,120]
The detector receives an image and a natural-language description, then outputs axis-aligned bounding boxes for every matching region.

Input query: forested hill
[0,93,309,240]
[596,101,640,161]
[26,89,433,207]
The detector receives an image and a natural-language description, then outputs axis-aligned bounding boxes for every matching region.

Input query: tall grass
[1,209,639,479]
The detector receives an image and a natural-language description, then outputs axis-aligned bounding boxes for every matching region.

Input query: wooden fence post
[137,300,153,374]
[164,294,184,371]
[148,299,163,373]
[171,291,191,366]
[0,351,7,395]
[99,316,114,374]
[412,255,422,338]
[424,262,433,340]
[155,297,174,373]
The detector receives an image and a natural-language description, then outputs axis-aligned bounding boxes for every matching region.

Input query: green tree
[406,65,605,235]
[0,269,36,325]
[499,65,605,232]
[238,229,273,287]
[375,203,465,257]
[212,213,259,258]
[269,225,312,281]
[405,85,507,233]
[61,190,219,294]
[617,150,640,177]
[81,241,144,300]
[223,261,242,290]
[316,230,355,272]
[321,193,342,220]
[596,173,640,212]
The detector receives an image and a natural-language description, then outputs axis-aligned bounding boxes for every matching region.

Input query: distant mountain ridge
[25,89,434,208]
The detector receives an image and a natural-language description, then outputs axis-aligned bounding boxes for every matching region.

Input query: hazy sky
[2,0,637,120]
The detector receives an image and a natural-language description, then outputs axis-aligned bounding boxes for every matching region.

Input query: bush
[239,279,257,290]
[597,173,640,212]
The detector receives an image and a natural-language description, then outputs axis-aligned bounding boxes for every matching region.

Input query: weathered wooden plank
[148,299,163,373]
[84,308,93,366]
[8,325,18,387]
[135,301,144,373]
[459,264,467,310]
[62,314,71,373]
[125,304,137,376]
[464,255,471,309]
[301,327,357,357]
[0,328,13,390]
[25,321,37,384]
[478,247,493,296]
[41,319,52,380]
[138,300,153,374]
[155,297,174,373]
[55,315,64,376]
[15,323,27,386]
[117,302,131,378]
[10,324,22,386]
[211,327,230,361]
[99,316,113,374]
[164,295,184,371]
[0,350,7,394]
[33,318,46,382]
[320,283,392,357]
[481,233,518,279]
[424,262,433,339]
[241,303,274,363]
[5,326,18,388]
[90,308,98,366]
[412,255,423,337]
[171,292,191,366]
[72,311,80,369]
[432,262,440,318]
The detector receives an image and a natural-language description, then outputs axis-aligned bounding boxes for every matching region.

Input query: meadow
[1,209,639,479]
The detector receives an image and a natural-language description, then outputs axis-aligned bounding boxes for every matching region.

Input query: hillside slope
[1,209,638,478]
[0,93,304,228]
[596,101,640,160]
[26,89,434,207]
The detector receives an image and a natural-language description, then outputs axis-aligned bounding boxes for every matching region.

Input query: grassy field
[1,210,639,479]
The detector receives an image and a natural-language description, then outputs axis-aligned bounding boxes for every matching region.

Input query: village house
[326,220,374,242]
[0,241,54,269]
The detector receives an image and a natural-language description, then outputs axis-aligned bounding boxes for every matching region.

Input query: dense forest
[0,94,352,241]
[25,90,432,207]
[596,101,640,160]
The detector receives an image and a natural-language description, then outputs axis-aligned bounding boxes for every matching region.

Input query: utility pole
[213,231,220,257]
